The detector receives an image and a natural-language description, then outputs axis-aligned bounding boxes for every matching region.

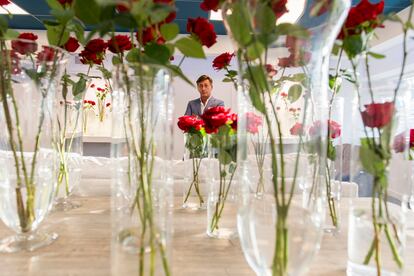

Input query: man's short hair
[196,75,213,85]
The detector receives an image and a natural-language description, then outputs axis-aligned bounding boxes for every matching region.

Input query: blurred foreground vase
[54,75,88,211]
[221,0,350,274]
[347,79,410,275]
[111,64,174,275]
[0,40,67,252]
[182,132,208,210]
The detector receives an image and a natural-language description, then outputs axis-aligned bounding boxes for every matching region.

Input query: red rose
[85,38,107,53]
[12,33,38,55]
[201,106,232,134]
[360,102,394,129]
[187,17,217,48]
[177,115,205,132]
[200,0,220,12]
[58,0,73,5]
[116,3,130,12]
[80,50,103,65]
[0,0,10,6]
[265,64,277,77]
[290,122,304,136]
[410,129,414,149]
[393,132,406,153]
[138,27,165,46]
[64,37,80,53]
[308,120,341,138]
[271,0,288,18]
[106,102,111,107]
[107,35,132,53]
[246,112,263,134]
[280,92,287,98]
[279,35,311,68]
[37,46,56,62]
[212,52,234,70]
[338,0,384,39]
[230,113,237,131]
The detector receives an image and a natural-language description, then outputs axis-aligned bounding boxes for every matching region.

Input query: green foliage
[288,84,302,103]
[175,37,205,59]
[226,3,252,46]
[246,41,264,60]
[97,66,112,80]
[342,34,364,59]
[160,23,179,41]
[74,0,101,25]
[255,2,276,34]
[185,131,206,159]
[72,76,87,100]
[145,43,171,64]
[359,138,387,177]
[276,23,310,39]
[327,140,336,161]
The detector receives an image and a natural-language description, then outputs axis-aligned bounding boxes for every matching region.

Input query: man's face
[197,79,212,99]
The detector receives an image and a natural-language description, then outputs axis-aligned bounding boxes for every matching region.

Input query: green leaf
[46,0,64,11]
[3,29,19,39]
[73,76,87,99]
[50,9,74,24]
[327,140,336,161]
[276,23,310,39]
[175,37,205,59]
[160,23,179,41]
[97,66,112,80]
[226,3,252,46]
[255,2,275,34]
[126,48,141,63]
[74,0,101,25]
[288,84,302,102]
[112,55,122,65]
[46,24,70,46]
[222,78,233,82]
[343,34,363,59]
[145,43,171,64]
[359,138,386,176]
[246,41,264,60]
[367,51,385,59]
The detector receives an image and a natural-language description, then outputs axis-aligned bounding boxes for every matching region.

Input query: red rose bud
[201,106,232,134]
[271,0,288,18]
[308,120,341,139]
[212,52,234,70]
[338,0,384,39]
[187,17,217,48]
[37,46,56,62]
[64,37,80,53]
[106,102,111,107]
[200,0,220,12]
[90,84,95,88]
[361,102,394,129]
[393,132,406,153]
[107,35,132,53]
[85,38,107,53]
[230,113,238,131]
[280,92,288,98]
[246,112,263,134]
[12,33,38,55]
[58,0,73,5]
[0,0,10,6]
[265,64,277,77]
[177,115,205,132]
[290,122,304,136]
[116,3,130,12]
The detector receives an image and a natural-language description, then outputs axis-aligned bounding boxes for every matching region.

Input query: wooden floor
[0,183,413,276]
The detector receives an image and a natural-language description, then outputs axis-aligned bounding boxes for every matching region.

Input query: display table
[0,180,413,276]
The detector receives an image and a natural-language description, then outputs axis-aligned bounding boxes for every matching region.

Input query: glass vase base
[0,231,58,253]
[206,228,237,240]
[347,261,400,276]
[182,202,206,211]
[53,198,81,212]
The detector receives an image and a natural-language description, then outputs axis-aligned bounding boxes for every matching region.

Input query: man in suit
[184,75,224,116]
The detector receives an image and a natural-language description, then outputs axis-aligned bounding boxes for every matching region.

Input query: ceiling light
[0,2,29,15]
[209,10,222,21]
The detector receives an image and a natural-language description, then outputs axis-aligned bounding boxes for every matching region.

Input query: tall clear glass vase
[54,74,88,211]
[221,0,350,274]
[0,39,68,252]
[111,63,174,275]
[347,79,410,275]
[182,132,208,210]
[324,97,344,233]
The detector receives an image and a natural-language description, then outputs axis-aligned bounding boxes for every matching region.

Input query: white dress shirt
[200,96,211,114]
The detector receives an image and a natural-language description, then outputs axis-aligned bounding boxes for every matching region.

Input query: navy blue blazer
[184,97,224,116]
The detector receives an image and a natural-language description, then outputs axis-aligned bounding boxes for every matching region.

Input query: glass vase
[206,132,238,239]
[348,76,410,275]
[324,97,344,233]
[182,132,208,210]
[54,76,87,211]
[0,40,68,252]
[111,63,174,275]
[221,0,351,274]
